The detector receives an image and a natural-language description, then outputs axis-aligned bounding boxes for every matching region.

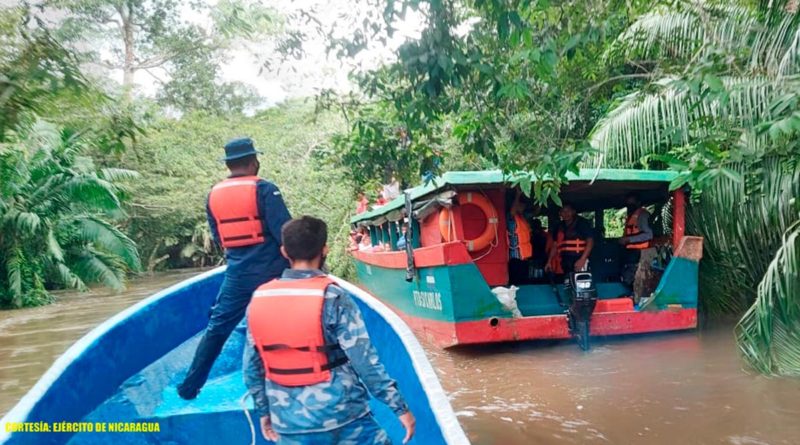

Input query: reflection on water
[2,271,800,445]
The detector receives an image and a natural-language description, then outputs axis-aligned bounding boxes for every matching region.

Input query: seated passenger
[357,228,373,251]
[619,193,654,290]
[396,223,409,250]
[506,189,533,284]
[546,203,595,277]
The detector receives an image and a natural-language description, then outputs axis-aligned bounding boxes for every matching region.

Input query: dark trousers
[621,249,641,286]
[509,258,530,285]
[179,270,276,396]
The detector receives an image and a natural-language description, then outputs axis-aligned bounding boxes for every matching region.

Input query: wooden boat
[0,268,469,445]
[350,169,703,348]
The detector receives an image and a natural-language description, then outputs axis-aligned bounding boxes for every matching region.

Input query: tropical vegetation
[0,0,798,375]
[315,0,800,375]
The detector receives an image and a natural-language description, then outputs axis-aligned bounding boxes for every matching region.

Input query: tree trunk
[120,1,135,102]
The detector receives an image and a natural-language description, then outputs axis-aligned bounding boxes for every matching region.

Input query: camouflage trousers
[277,414,392,445]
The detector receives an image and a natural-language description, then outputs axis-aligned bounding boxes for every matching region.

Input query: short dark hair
[225,154,256,171]
[281,216,328,260]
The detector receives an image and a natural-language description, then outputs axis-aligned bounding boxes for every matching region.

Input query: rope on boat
[240,391,256,445]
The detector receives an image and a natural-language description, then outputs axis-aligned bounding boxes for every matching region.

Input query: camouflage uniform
[244,269,409,444]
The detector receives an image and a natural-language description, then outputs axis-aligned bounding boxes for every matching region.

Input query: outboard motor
[565,271,598,351]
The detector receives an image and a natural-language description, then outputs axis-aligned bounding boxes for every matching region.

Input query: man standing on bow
[178,137,291,400]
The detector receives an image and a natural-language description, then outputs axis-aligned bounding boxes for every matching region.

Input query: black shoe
[177,382,200,400]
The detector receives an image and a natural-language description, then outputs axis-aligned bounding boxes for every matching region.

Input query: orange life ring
[438,192,498,252]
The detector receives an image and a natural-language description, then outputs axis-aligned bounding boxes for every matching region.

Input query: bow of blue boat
[0,267,469,445]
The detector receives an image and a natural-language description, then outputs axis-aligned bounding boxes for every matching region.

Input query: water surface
[2,271,799,444]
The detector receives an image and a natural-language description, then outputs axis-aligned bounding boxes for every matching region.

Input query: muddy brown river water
[1,270,799,444]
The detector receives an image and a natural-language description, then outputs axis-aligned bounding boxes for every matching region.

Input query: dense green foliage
[318,0,800,375]
[122,102,353,278]
[0,122,140,308]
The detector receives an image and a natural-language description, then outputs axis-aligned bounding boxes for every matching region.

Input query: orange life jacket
[508,214,533,260]
[556,226,588,256]
[624,207,651,250]
[247,276,348,387]
[208,176,265,248]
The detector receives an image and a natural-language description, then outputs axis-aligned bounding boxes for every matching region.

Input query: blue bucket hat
[221,137,263,162]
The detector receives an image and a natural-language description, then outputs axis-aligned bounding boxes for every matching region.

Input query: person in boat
[375,188,388,207]
[529,218,553,281]
[357,227,373,251]
[244,216,416,444]
[177,137,292,400]
[619,193,654,293]
[396,222,409,250]
[506,188,533,284]
[383,175,401,201]
[546,202,595,276]
[355,191,369,214]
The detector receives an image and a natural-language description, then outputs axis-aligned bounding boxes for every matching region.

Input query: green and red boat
[350,169,703,348]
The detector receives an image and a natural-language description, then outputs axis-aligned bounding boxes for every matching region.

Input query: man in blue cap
[177,137,291,400]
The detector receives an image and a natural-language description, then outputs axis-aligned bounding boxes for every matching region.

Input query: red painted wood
[420,212,443,247]
[415,188,509,286]
[672,189,686,249]
[351,242,474,269]
[460,188,508,286]
[594,298,635,313]
[375,297,697,348]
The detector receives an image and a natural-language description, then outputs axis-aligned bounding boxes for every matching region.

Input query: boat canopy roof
[351,168,678,224]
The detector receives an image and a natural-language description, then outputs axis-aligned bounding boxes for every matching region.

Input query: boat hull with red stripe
[351,238,702,348]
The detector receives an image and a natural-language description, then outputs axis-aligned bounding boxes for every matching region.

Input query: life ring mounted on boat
[438,192,499,252]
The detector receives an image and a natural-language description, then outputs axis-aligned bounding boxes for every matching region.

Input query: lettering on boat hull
[413,290,443,311]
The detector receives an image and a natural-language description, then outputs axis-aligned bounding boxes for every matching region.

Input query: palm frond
[46,228,64,262]
[611,2,799,76]
[74,216,141,271]
[736,213,800,376]
[63,175,122,211]
[777,26,800,77]
[55,262,87,291]
[70,249,126,291]
[99,168,140,182]
[609,3,758,62]
[13,211,41,234]
[588,76,780,167]
[688,159,800,315]
[6,247,23,301]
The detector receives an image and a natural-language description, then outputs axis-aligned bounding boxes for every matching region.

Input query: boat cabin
[350,169,701,347]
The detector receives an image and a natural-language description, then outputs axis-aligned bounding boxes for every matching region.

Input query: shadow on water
[2,273,800,445]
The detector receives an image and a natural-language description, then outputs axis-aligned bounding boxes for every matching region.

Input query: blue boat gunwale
[1,268,470,445]
[331,277,469,444]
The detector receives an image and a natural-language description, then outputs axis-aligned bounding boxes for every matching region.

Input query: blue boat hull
[0,268,468,445]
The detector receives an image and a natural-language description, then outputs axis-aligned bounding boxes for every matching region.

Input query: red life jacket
[624,207,651,250]
[508,214,533,260]
[247,276,348,387]
[208,176,265,248]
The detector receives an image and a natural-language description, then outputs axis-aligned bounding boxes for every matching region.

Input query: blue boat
[0,268,469,445]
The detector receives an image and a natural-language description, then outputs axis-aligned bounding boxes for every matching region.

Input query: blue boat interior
[1,268,467,445]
